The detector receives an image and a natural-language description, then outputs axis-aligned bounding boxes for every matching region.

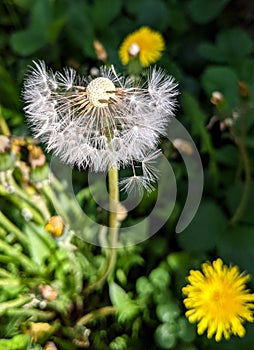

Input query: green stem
[5,172,46,223]
[83,166,119,295]
[77,306,116,326]
[6,308,55,321]
[108,166,119,246]
[0,296,32,316]
[0,210,29,248]
[0,109,10,136]
[0,239,37,273]
[229,126,251,225]
[41,183,71,224]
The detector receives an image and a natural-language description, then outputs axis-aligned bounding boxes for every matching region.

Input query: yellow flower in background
[182,258,254,342]
[119,26,165,67]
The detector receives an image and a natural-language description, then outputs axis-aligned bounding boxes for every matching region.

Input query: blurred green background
[0,0,254,349]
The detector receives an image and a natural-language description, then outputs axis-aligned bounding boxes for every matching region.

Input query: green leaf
[201,66,238,108]
[23,224,54,265]
[225,181,254,225]
[0,67,21,110]
[0,334,30,350]
[89,0,122,30]
[66,2,94,58]
[154,322,177,349]
[216,225,254,276]
[181,92,217,177]
[149,266,171,289]
[109,282,140,323]
[177,317,196,342]
[188,0,231,24]
[10,0,51,56]
[239,58,254,84]
[177,200,228,252]
[156,302,181,323]
[10,29,46,56]
[199,28,253,63]
[47,17,67,44]
[216,145,239,167]
[125,0,169,30]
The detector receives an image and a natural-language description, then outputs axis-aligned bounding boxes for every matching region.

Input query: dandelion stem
[229,126,251,225]
[83,166,119,295]
[0,239,36,272]
[0,210,29,248]
[4,172,46,224]
[108,166,119,242]
[77,306,116,326]
[0,296,32,316]
[0,109,10,136]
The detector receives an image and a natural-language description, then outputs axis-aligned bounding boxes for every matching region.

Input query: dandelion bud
[172,138,194,155]
[93,40,108,62]
[44,342,58,350]
[210,91,224,106]
[116,203,127,222]
[0,135,10,153]
[10,137,26,154]
[28,144,46,168]
[0,136,16,171]
[238,80,249,99]
[38,284,58,301]
[45,216,65,237]
[26,322,53,343]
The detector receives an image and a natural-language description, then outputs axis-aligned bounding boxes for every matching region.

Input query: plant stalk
[229,126,251,225]
[83,166,119,294]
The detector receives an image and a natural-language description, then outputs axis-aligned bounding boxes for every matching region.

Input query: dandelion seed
[23,61,177,192]
[182,258,254,341]
[120,175,155,195]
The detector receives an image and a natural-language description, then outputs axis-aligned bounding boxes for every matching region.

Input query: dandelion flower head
[119,26,165,67]
[23,61,177,191]
[182,258,254,341]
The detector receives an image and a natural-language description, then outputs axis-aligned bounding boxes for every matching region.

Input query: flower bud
[45,216,65,237]
[93,40,108,62]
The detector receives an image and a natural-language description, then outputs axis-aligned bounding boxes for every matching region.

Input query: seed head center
[87,77,116,108]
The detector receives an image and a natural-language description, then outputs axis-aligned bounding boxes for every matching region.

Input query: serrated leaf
[23,224,54,265]
[109,282,140,322]
[188,0,230,24]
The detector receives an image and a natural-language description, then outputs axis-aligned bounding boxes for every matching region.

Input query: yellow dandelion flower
[182,258,254,342]
[119,26,165,67]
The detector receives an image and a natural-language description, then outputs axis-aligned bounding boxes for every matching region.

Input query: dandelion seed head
[23,61,178,192]
[86,77,116,108]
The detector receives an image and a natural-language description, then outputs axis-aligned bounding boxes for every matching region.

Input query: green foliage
[199,28,253,64]
[201,66,239,108]
[187,0,231,24]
